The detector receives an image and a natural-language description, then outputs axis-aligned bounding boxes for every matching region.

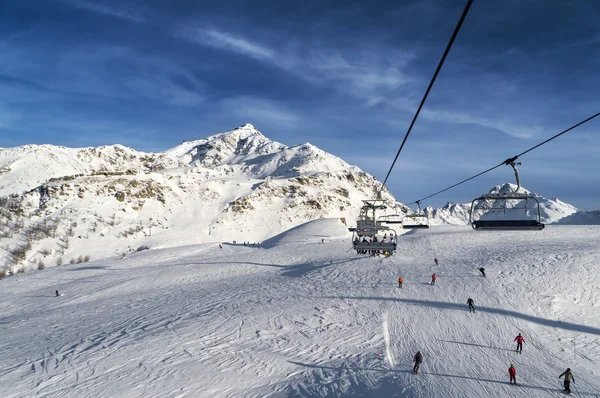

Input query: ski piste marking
[382,312,395,368]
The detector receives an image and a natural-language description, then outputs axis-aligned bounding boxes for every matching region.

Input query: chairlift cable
[377,0,473,198]
[407,111,600,205]
[514,111,600,159]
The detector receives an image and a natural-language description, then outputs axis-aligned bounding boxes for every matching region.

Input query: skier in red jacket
[508,364,517,384]
[430,273,437,285]
[514,333,524,354]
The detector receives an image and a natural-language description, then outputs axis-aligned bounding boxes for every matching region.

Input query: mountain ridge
[1,124,596,274]
[0,124,398,272]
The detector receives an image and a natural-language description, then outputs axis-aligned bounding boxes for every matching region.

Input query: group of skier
[354,234,397,256]
[507,361,574,393]
[411,341,575,392]
[399,258,577,394]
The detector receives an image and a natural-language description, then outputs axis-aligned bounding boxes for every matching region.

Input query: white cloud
[178,27,276,62]
[220,97,301,126]
[311,53,408,91]
[176,27,413,106]
[421,109,543,139]
[204,30,275,60]
[61,0,145,23]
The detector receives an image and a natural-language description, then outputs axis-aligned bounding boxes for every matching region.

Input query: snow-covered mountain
[1,124,595,274]
[0,124,363,197]
[426,183,579,226]
[0,124,402,272]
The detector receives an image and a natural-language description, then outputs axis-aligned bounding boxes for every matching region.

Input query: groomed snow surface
[1,220,599,397]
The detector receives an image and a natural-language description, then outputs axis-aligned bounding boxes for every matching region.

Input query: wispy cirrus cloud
[176,26,412,107]
[220,96,301,127]
[60,0,145,23]
[421,109,543,139]
[176,26,547,140]
[184,28,276,61]
[0,38,204,106]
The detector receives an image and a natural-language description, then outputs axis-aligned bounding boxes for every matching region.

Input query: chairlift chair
[379,205,403,224]
[470,161,545,231]
[352,199,398,254]
[402,201,430,229]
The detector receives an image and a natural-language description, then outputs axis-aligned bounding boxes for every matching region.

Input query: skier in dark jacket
[413,351,423,373]
[467,297,475,312]
[559,368,575,393]
[479,267,486,277]
[55,290,60,297]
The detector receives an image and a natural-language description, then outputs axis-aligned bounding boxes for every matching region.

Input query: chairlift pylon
[469,161,544,231]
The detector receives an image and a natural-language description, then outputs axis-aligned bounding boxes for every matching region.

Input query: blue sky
[1,0,599,209]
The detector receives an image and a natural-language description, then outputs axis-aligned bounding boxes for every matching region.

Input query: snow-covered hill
[427,183,578,226]
[554,210,600,225]
[0,124,403,273]
[2,224,599,397]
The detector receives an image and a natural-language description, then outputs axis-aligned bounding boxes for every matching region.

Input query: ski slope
[1,221,599,397]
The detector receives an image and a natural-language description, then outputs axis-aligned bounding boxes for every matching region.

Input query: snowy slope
[555,210,600,225]
[1,224,599,397]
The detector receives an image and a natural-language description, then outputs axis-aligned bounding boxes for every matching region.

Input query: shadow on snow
[438,339,514,352]
[286,360,600,397]
[323,296,600,336]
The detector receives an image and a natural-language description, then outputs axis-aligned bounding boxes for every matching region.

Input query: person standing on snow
[508,364,517,384]
[430,273,437,285]
[219,243,223,249]
[559,368,575,393]
[434,258,439,265]
[398,276,403,288]
[413,351,423,373]
[479,267,486,277]
[467,297,475,312]
[514,333,524,354]
[55,290,60,297]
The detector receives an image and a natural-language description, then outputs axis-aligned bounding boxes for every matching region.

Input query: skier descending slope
[514,333,525,354]
[559,368,575,394]
[467,297,475,313]
[430,273,437,285]
[413,351,423,373]
[508,364,517,385]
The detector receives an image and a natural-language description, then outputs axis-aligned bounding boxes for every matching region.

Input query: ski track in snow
[1,224,600,397]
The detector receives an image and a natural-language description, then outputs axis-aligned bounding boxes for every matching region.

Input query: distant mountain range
[0,124,597,273]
